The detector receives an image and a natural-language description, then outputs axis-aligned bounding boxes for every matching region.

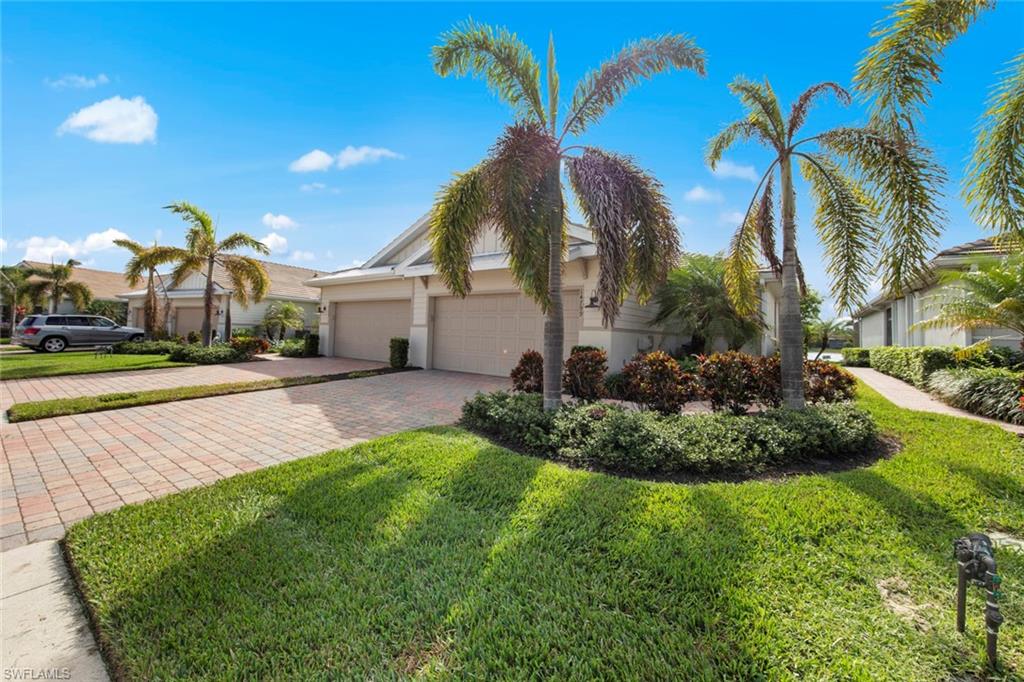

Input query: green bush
[390,337,409,369]
[870,345,1022,386]
[229,336,270,358]
[186,330,202,345]
[168,343,246,365]
[277,339,306,358]
[303,333,319,358]
[112,340,182,355]
[841,347,870,367]
[461,391,553,455]
[926,368,1024,425]
[603,372,630,400]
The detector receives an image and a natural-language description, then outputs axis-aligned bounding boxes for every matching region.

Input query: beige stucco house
[307,213,783,375]
[120,260,325,339]
[853,238,1021,349]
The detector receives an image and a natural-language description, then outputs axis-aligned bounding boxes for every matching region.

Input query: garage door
[333,300,411,362]
[175,307,206,337]
[432,291,581,376]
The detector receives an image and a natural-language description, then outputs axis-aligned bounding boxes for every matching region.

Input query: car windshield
[17,316,37,327]
[93,317,116,327]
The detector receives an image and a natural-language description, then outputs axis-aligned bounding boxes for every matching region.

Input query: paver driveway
[1,370,508,548]
[0,355,384,407]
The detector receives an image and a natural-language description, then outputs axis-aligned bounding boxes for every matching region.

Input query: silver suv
[12,315,145,353]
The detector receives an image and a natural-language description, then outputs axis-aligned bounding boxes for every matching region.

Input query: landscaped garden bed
[63,384,1024,679]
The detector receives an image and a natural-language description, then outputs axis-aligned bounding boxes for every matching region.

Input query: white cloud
[0,238,6,252]
[261,212,299,231]
[290,250,316,262]
[683,185,722,202]
[45,73,109,89]
[300,182,326,192]
[336,145,402,169]
[289,149,334,172]
[719,211,746,226]
[711,160,759,183]
[17,228,130,261]
[260,233,288,253]
[58,95,157,143]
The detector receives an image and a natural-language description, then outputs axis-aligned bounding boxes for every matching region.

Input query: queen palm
[114,238,179,337]
[25,259,92,313]
[0,266,31,337]
[430,21,704,409]
[163,202,270,346]
[262,301,305,341]
[711,77,942,407]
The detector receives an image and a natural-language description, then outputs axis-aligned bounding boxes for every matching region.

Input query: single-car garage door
[432,291,580,376]
[175,307,206,337]
[333,300,411,362]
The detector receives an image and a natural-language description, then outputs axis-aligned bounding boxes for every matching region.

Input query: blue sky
[2,2,1020,314]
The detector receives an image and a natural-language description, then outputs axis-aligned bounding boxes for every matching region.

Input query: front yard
[0,350,190,380]
[65,384,1023,679]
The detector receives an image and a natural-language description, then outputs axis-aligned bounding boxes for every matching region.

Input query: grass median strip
[7,367,415,422]
[0,351,192,380]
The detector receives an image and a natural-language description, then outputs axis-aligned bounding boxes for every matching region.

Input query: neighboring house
[120,260,325,339]
[852,238,1021,349]
[307,214,782,375]
[19,260,132,314]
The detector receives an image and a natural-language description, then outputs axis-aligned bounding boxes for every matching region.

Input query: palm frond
[756,174,781,276]
[165,201,214,237]
[964,52,1024,248]
[562,34,704,139]
[219,232,271,255]
[723,207,762,318]
[706,120,762,169]
[169,255,204,289]
[432,19,545,123]
[63,281,92,310]
[219,256,269,308]
[547,33,559,135]
[429,164,490,298]
[787,82,851,138]
[727,76,786,145]
[113,238,144,257]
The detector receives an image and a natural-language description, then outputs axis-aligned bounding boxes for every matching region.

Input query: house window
[885,307,893,346]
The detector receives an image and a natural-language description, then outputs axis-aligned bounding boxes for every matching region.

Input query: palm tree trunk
[144,270,157,337]
[542,163,564,411]
[224,297,232,340]
[202,257,216,346]
[779,156,806,409]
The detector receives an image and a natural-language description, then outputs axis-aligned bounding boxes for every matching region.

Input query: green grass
[0,351,191,380]
[7,367,415,422]
[65,385,1024,680]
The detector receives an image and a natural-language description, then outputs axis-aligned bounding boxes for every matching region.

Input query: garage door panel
[333,300,411,362]
[432,291,581,376]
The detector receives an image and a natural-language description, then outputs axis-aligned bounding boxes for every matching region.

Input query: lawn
[0,351,190,380]
[65,385,1024,680]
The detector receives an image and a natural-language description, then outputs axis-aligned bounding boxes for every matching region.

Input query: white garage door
[333,300,411,362]
[175,307,206,337]
[432,291,581,376]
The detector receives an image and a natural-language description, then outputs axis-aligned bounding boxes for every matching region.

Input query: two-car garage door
[432,291,580,376]
[332,300,411,363]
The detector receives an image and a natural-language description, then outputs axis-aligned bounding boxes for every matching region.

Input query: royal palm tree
[855,0,1023,247]
[711,77,942,407]
[430,21,704,409]
[115,238,179,337]
[912,254,1024,352]
[653,253,761,353]
[262,300,305,341]
[0,266,31,337]
[25,259,92,313]
[163,202,270,346]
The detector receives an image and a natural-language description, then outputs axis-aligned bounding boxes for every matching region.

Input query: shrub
[461,391,553,454]
[570,345,601,355]
[186,330,202,345]
[510,350,544,393]
[303,334,319,358]
[697,351,761,414]
[841,347,870,367]
[229,336,270,358]
[112,340,182,355]
[621,351,697,415]
[761,403,877,459]
[277,339,306,358]
[870,345,1022,386]
[562,348,607,401]
[390,337,409,369]
[804,361,857,404]
[926,368,1024,425]
[231,328,254,338]
[168,343,245,365]
[603,372,630,401]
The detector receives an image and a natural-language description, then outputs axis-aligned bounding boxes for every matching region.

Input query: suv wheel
[129,334,144,343]
[42,336,67,353]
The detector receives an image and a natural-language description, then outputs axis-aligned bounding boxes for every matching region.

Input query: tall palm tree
[430,21,704,409]
[912,254,1024,352]
[262,300,305,341]
[807,317,853,360]
[710,77,942,407]
[854,0,1024,247]
[25,259,93,313]
[162,202,271,346]
[653,253,761,353]
[0,266,31,337]
[115,238,179,337]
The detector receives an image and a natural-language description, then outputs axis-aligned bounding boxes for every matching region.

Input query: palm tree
[115,238,179,337]
[262,301,305,341]
[24,259,92,313]
[711,77,942,408]
[854,0,1023,247]
[653,253,761,353]
[807,317,853,360]
[162,202,270,346]
[0,266,31,337]
[430,21,704,409]
[912,254,1024,352]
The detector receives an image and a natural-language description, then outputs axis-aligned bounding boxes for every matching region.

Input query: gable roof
[20,261,133,301]
[121,259,327,301]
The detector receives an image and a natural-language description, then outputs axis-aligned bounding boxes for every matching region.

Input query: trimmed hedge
[462,391,877,476]
[841,347,870,367]
[277,339,306,358]
[870,345,1023,386]
[926,368,1024,425]
[112,340,182,355]
[168,343,246,365]
[389,337,409,369]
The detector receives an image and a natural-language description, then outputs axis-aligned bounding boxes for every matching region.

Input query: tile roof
[20,261,133,301]
[207,259,327,300]
[933,238,1003,258]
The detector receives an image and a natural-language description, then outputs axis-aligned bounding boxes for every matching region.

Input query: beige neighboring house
[852,238,1021,349]
[307,214,784,375]
[120,260,325,339]
[19,260,132,314]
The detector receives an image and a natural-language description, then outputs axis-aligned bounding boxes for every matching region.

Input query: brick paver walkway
[847,366,1024,435]
[0,356,384,407]
[0,370,508,548]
